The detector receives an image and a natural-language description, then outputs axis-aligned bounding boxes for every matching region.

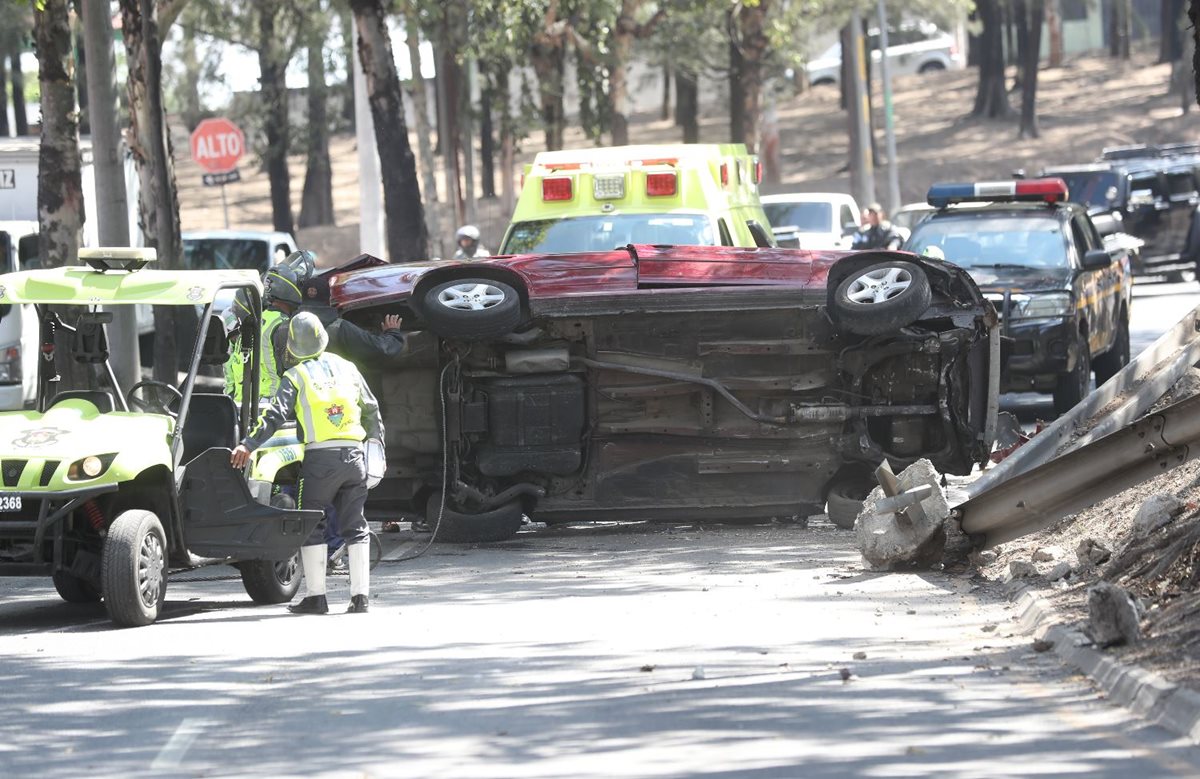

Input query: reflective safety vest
[224,310,286,404]
[286,352,367,444]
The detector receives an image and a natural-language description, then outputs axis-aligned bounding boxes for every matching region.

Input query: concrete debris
[1032,639,1054,653]
[838,668,853,682]
[852,651,867,660]
[969,549,998,567]
[1032,546,1065,563]
[1087,582,1142,648]
[1133,494,1182,535]
[691,666,706,680]
[1075,538,1112,568]
[1046,561,1072,582]
[857,459,949,569]
[1005,560,1038,582]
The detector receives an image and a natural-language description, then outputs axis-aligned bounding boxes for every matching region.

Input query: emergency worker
[453,225,491,260]
[224,263,303,404]
[230,312,384,614]
[852,203,903,250]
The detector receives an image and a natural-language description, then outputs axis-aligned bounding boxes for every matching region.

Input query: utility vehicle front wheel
[101,510,168,627]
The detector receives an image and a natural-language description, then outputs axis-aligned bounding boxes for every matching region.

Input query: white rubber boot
[347,541,370,613]
[288,544,329,614]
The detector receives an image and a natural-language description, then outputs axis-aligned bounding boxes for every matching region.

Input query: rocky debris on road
[1046,562,1073,582]
[1005,560,1037,581]
[1133,494,1185,535]
[1032,546,1065,563]
[1087,582,1142,647]
[1076,538,1112,568]
[856,459,950,569]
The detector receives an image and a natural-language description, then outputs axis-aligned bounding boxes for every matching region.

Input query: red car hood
[329,244,848,311]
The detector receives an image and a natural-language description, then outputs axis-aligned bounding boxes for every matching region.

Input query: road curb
[1015,588,1200,743]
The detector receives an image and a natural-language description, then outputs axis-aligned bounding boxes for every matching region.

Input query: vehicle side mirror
[746,220,775,248]
[1081,248,1113,270]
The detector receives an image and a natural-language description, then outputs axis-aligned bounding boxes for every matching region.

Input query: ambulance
[498,144,776,255]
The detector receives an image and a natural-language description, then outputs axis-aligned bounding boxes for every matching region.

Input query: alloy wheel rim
[438,283,506,311]
[846,267,913,304]
[138,530,165,609]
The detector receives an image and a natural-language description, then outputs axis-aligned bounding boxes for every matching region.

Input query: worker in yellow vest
[231,312,384,614]
[224,263,304,404]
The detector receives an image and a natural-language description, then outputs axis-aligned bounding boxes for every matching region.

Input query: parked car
[761,193,861,250]
[499,144,775,254]
[805,20,964,88]
[891,203,935,234]
[319,243,999,540]
[904,178,1133,416]
[1043,152,1200,281]
[182,230,299,275]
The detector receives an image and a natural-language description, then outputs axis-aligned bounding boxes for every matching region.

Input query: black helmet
[264,263,303,308]
[282,249,317,284]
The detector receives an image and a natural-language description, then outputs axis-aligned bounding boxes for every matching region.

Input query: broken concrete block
[1087,582,1142,648]
[1032,546,1065,563]
[1076,538,1112,568]
[1005,560,1037,582]
[1046,562,1072,581]
[1133,494,1182,535]
[856,459,949,570]
[968,549,998,567]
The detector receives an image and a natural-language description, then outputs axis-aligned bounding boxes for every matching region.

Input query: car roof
[0,266,261,306]
[760,193,854,204]
[182,229,296,242]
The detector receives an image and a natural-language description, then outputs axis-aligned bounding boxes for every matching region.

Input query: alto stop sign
[190,118,245,174]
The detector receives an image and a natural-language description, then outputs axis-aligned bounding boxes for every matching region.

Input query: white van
[0,220,40,408]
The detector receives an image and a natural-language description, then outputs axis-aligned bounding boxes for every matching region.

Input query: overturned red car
[322,244,999,540]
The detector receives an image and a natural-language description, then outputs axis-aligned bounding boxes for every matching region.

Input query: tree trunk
[32,0,84,269]
[299,15,335,229]
[74,22,89,136]
[438,40,464,224]
[972,0,1012,118]
[1019,0,1044,138]
[1161,0,1184,62]
[339,4,356,129]
[676,66,698,143]
[661,62,671,121]
[729,10,744,144]
[258,0,294,236]
[120,0,182,382]
[350,0,428,262]
[609,0,638,146]
[734,1,768,153]
[178,25,203,130]
[11,50,29,136]
[0,50,9,137]
[530,31,565,150]
[1046,0,1063,67]
[402,1,445,256]
[1110,0,1131,59]
[1191,0,1200,109]
[479,68,496,199]
[499,70,515,217]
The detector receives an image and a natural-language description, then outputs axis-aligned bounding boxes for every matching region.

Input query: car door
[1163,167,1199,256]
[1125,170,1170,260]
[1069,215,1113,356]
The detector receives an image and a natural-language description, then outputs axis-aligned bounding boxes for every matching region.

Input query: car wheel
[421,278,522,340]
[240,555,302,604]
[52,570,100,604]
[1053,333,1092,417]
[425,493,525,543]
[1093,314,1130,387]
[918,61,946,74]
[832,261,933,336]
[826,476,875,530]
[101,509,168,627]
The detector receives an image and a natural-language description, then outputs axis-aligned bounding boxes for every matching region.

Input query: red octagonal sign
[190,117,245,174]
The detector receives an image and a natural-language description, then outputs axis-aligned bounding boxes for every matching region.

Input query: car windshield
[763,202,832,233]
[503,215,716,254]
[183,239,269,273]
[906,215,1068,269]
[892,207,933,231]
[1053,171,1121,209]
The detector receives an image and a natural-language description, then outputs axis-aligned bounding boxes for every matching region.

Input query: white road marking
[150,718,216,770]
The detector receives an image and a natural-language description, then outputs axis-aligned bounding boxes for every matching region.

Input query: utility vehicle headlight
[1017,293,1073,319]
[67,454,116,481]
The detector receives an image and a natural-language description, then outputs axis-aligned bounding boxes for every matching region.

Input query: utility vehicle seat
[181,393,240,464]
[49,390,115,414]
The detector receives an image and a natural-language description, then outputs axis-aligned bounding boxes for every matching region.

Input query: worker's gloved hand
[230,444,252,469]
[383,314,403,331]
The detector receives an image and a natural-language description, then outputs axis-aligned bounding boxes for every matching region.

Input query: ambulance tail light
[645,172,677,197]
[542,176,573,202]
[753,159,763,184]
[720,163,729,187]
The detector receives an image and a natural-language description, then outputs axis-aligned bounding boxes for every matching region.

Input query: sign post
[190,118,246,229]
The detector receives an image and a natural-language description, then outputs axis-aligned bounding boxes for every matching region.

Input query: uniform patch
[325,404,345,427]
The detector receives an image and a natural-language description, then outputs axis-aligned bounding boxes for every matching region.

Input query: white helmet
[456,225,481,242]
[921,245,946,261]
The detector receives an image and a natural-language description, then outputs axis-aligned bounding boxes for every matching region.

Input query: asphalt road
[1003,277,1200,421]
[2,522,1199,778]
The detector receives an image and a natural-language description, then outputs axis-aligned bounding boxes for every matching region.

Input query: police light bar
[926,178,1068,208]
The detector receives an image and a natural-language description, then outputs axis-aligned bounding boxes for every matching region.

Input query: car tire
[832,261,933,336]
[1053,333,1092,417]
[52,570,100,603]
[826,477,875,530]
[425,493,525,543]
[240,556,302,604]
[101,509,168,628]
[1093,314,1130,387]
[421,278,522,340]
[918,61,946,74]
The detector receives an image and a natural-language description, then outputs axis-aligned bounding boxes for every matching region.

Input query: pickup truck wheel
[52,570,100,603]
[1053,336,1092,417]
[240,556,302,604]
[426,493,524,543]
[421,278,522,340]
[1093,314,1130,387]
[101,510,167,627]
[832,261,932,336]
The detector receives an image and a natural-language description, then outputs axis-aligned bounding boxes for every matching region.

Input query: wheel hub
[137,532,164,609]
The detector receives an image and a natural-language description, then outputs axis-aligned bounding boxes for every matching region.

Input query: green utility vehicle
[0,248,320,627]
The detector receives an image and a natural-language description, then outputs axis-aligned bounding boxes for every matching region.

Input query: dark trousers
[299,446,369,546]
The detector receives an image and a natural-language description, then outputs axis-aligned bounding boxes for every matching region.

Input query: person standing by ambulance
[230,312,384,614]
